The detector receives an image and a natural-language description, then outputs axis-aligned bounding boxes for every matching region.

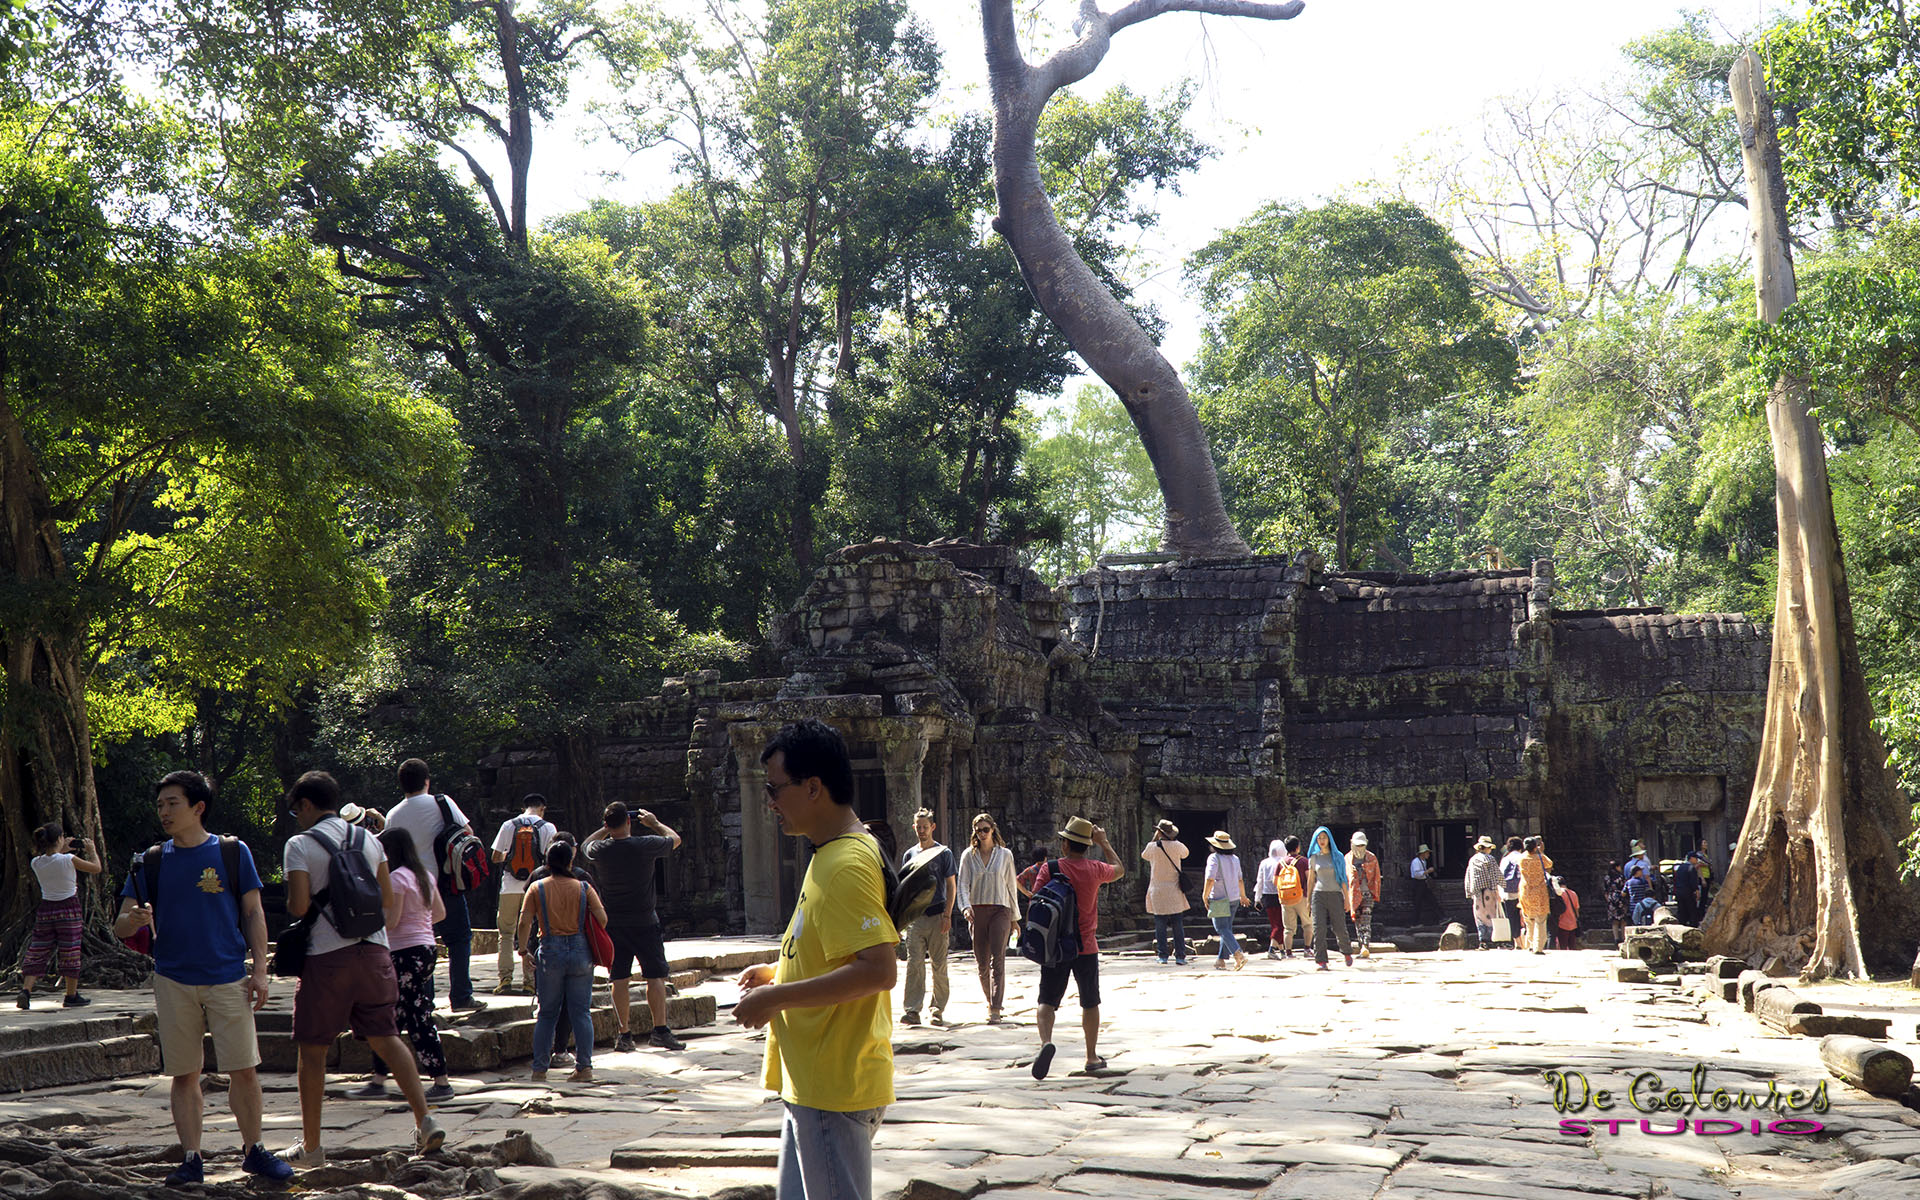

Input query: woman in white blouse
[956,813,1018,1023]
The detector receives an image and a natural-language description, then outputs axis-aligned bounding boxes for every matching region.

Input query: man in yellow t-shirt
[736,719,897,1200]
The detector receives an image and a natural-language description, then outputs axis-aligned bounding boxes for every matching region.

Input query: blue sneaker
[165,1153,204,1187]
[241,1143,294,1182]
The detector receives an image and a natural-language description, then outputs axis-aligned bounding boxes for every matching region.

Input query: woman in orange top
[516,841,608,1083]
[1517,836,1555,954]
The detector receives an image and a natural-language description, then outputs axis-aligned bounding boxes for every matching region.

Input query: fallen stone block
[1791,1014,1892,1038]
[1704,954,1747,979]
[610,1138,780,1169]
[1439,922,1466,951]
[1620,929,1673,967]
[1608,961,1652,983]
[1738,970,1783,1011]
[1755,986,1821,1033]
[1819,1036,1910,1097]
[1661,923,1705,959]
[439,1028,502,1072]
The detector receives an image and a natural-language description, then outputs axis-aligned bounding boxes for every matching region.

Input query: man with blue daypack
[1026,816,1123,1080]
[284,771,447,1169]
[111,771,293,1187]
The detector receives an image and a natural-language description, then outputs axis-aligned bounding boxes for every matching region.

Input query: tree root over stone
[0,1127,711,1200]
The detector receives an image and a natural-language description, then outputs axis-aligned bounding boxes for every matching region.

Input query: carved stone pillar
[880,729,930,847]
[730,725,783,935]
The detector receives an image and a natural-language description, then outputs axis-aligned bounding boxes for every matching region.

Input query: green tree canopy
[1190,198,1516,569]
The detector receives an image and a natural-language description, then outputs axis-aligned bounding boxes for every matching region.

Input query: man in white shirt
[1409,844,1443,924]
[283,771,445,1168]
[490,794,555,994]
[386,758,482,1011]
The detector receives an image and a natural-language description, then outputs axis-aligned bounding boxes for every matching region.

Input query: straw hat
[1417,844,1431,855]
[1350,831,1369,848]
[1058,816,1096,846]
[1155,818,1179,838]
[1207,830,1236,851]
[1474,835,1497,852]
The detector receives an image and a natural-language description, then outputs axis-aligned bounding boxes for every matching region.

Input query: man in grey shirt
[583,802,684,1051]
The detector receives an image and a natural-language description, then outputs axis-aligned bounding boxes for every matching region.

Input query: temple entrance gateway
[1419,820,1479,881]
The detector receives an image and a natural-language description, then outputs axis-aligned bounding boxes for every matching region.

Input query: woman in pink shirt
[355,829,452,1100]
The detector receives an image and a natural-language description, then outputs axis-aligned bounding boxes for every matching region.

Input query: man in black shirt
[583,802,684,1051]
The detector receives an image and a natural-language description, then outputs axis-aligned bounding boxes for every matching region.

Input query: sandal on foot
[1031,1042,1056,1081]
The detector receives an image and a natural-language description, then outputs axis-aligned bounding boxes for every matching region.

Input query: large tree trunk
[0,389,112,972]
[981,1,1305,560]
[1699,50,1919,980]
[551,729,605,840]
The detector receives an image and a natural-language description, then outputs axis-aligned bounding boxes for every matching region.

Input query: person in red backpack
[489,795,554,994]
[1029,817,1124,1080]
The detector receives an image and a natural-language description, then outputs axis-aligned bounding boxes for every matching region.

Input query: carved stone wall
[477,543,1769,937]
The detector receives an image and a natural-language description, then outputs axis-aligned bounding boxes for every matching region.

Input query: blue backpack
[1018,860,1081,967]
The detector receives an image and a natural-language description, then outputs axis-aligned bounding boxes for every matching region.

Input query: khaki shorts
[154,974,260,1077]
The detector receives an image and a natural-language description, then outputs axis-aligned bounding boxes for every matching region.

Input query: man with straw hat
[1027,816,1123,1080]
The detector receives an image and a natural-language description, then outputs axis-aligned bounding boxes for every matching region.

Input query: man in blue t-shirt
[112,771,292,1186]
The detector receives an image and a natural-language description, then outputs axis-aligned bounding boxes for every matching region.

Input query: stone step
[0,1033,158,1092]
[455,930,773,978]
[254,992,717,1073]
[0,1013,139,1053]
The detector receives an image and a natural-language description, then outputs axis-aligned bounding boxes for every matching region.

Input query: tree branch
[1109,0,1305,36]
[429,132,513,238]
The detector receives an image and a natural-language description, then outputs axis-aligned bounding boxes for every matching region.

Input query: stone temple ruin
[479,542,1770,937]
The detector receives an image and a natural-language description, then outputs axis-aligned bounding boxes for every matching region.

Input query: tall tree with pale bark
[1698,49,1919,981]
[978,0,1313,560]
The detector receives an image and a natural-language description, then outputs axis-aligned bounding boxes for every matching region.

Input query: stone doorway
[1418,820,1480,881]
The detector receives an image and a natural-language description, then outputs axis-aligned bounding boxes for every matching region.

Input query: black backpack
[299,822,386,940]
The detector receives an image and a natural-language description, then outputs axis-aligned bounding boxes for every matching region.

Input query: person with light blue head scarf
[1305,826,1355,970]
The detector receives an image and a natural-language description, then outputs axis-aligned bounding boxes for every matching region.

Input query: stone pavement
[4,945,1920,1198]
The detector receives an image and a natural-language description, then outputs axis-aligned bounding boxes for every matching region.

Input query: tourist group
[15,714,1720,1200]
[16,755,685,1186]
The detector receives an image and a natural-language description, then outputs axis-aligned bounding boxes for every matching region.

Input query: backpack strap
[140,844,164,913]
[295,822,351,921]
[217,835,247,926]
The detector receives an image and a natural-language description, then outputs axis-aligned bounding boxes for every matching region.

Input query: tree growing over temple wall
[979,0,1321,561]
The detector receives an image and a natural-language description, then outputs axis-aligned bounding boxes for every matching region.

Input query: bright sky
[536,1,1790,404]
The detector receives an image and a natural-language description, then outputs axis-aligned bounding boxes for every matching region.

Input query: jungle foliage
[6,3,1920,913]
